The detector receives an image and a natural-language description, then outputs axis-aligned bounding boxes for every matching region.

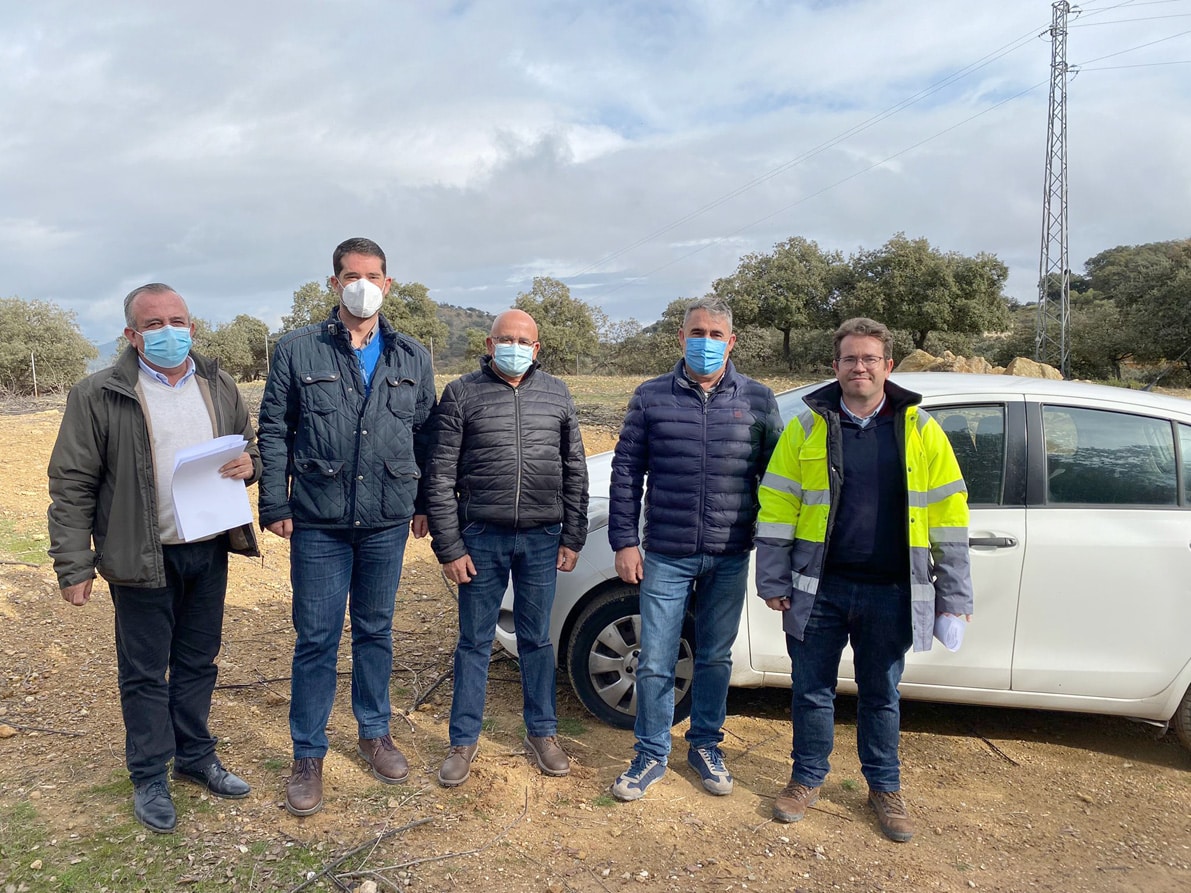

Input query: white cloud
[0,0,1186,341]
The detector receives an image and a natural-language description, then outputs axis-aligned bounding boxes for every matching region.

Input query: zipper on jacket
[697,386,710,552]
[513,387,523,525]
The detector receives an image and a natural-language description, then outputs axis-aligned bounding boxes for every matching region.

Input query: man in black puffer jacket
[608,297,782,802]
[426,309,588,788]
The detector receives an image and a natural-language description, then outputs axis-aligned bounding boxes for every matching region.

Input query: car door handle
[969,535,1018,548]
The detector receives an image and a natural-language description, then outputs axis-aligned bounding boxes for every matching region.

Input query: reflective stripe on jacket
[754,379,973,652]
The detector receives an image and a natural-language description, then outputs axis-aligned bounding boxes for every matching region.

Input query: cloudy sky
[3,0,1189,342]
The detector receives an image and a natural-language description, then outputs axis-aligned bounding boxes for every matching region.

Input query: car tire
[1174,684,1191,752]
[565,584,695,730]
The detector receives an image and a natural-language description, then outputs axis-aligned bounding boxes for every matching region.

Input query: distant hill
[435,304,494,368]
[87,339,121,373]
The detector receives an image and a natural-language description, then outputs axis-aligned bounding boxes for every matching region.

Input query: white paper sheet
[171,435,253,542]
[933,613,966,652]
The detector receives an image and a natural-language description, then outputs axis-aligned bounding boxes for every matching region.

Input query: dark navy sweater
[823,404,909,583]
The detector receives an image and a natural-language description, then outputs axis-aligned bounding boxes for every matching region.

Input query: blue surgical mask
[140,325,192,369]
[684,337,727,376]
[492,343,535,377]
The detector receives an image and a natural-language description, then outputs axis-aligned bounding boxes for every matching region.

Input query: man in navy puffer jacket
[608,297,782,801]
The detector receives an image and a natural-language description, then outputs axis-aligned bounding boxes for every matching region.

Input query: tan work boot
[358,734,410,784]
[524,735,570,777]
[869,789,914,842]
[285,757,324,816]
[773,780,821,823]
[438,744,479,787]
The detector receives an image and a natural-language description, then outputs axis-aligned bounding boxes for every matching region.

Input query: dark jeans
[289,524,409,757]
[448,522,561,745]
[110,537,228,784]
[787,576,912,791]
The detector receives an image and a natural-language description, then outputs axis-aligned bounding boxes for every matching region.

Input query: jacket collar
[111,345,218,392]
[804,377,922,418]
[672,357,740,394]
[324,307,399,353]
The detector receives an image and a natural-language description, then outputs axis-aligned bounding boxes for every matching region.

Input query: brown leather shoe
[524,735,570,777]
[869,789,914,842]
[438,744,479,787]
[285,757,323,817]
[773,780,821,823]
[357,734,409,784]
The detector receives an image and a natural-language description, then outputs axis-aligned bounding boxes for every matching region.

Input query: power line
[1076,26,1191,63]
[1072,13,1191,26]
[568,21,1050,280]
[596,80,1049,297]
[1079,58,1191,67]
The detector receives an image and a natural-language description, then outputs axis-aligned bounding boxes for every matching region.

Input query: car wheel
[1174,683,1191,752]
[565,584,695,730]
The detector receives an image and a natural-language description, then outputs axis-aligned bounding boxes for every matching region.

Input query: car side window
[1043,406,1177,506]
[933,405,1005,505]
[1180,424,1191,505]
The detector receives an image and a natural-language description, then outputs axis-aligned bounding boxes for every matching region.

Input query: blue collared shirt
[138,355,196,388]
[840,394,886,428]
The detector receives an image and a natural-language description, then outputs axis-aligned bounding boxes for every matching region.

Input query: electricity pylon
[1035,0,1074,378]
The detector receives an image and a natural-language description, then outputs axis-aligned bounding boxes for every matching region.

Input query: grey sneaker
[438,744,479,788]
[687,745,733,795]
[869,789,914,842]
[611,754,666,801]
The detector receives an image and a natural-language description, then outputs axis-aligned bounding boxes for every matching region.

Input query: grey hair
[682,296,733,331]
[123,283,180,328]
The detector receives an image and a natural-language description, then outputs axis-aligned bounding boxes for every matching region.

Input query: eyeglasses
[493,335,537,347]
[836,355,888,369]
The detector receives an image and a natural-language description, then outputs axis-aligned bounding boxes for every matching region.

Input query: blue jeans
[289,524,410,757]
[787,576,912,791]
[448,522,562,745]
[110,538,228,783]
[634,550,750,763]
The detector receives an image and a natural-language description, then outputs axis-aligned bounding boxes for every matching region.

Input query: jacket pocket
[381,459,420,520]
[292,456,346,522]
[299,370,342,416]
[384,375,417,419]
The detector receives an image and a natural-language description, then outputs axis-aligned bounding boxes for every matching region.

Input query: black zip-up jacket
[257,309,435,529]
[424,357,589,563]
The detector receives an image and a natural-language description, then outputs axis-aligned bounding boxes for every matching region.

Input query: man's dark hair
[123,283,181,328]
[333,238,387,277]
[833,317,893,359]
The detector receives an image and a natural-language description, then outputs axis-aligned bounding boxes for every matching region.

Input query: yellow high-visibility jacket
[755,380,973,652]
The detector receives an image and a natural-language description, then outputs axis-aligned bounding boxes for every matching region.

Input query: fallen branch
[5,722,86,738]
[352,787,529,875]
[0,559,41,568]
[286,817,433,893]
[969,727,1021,766]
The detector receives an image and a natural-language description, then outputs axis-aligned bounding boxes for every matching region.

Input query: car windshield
[775,382,823,422]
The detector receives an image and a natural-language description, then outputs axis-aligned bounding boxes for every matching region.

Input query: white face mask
[340,278,384,319]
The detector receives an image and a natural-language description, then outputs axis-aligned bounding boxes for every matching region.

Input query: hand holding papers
[933,613,967,652]
[172,435,253,542]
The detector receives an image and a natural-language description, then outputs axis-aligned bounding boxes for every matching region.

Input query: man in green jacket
[47,283,260,835]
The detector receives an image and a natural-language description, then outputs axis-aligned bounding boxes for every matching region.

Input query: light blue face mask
[684,336,727,375]
[492,342,535,377]
[140,325,192,368]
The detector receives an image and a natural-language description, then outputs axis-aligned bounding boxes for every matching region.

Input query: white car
[495,373,1191,751]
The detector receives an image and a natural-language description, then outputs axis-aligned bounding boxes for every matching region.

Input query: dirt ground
[1,405,1190,893]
